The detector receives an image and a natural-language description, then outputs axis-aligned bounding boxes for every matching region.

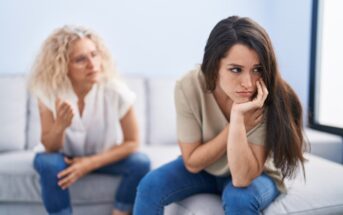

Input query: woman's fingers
[260,79,269,102]
[255,80,268,107]
[253,80,263,107]
[58,172,78,189]
[56,100,74,127]
[64,157,74,164]
[58,166,73,179]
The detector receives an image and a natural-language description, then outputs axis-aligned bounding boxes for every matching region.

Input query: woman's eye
[75,56,86,63]
[91,51,98,58]
[253,67,263,74]
[229,67,241,73]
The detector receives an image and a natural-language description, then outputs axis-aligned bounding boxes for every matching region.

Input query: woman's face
[217,43,262,104]
[68,37,102,85]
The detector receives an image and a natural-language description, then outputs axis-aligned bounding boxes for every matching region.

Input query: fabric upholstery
[147,78,177,145]
[0,75,27,151]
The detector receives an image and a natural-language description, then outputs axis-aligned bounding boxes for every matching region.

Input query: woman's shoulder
[176,65,207,99]
[102,79,136,103]
[102,79,132,95]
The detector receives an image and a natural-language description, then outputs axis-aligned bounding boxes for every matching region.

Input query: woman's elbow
[184,159,202,174]
[232,177,252,188]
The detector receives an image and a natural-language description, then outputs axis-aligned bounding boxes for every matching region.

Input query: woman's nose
[241,73,253,88]
[87,58,95,69]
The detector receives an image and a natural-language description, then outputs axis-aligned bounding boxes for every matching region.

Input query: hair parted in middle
[201,16,306,180]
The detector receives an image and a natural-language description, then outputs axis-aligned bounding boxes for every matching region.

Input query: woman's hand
[57,156,93,189]
[232,79,269,116]
[55,98,74,130]
[244,108,264,132]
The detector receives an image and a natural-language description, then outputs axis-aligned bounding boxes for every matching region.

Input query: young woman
[29,26,150,215]
[134,16,305,215]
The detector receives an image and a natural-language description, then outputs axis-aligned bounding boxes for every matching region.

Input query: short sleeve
[174,81,202,143]
[247,122,266,145]
[115,82,136,119]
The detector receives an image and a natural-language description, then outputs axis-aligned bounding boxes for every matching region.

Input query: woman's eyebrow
[227,63,243,67]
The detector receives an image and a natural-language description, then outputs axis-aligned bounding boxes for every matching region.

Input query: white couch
[0,74,343,215]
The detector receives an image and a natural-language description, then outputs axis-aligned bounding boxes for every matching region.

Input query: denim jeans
[33,152,151,215]
[134,157,279,215]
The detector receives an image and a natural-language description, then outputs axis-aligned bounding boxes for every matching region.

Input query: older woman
[29,26,150,215]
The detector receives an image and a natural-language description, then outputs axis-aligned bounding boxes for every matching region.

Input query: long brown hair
[201,16,306,179]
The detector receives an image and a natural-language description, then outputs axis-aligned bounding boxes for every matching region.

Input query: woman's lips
[87,71,98,76]
[236,91,253,97]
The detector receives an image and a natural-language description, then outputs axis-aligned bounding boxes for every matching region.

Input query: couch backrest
[147,78,177,145]
[0,75,27,152]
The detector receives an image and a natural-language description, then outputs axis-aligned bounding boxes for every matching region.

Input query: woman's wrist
[53,121,67,134]
[87,155,102,171]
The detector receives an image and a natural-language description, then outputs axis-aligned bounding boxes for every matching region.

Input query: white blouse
[38,80,135,156]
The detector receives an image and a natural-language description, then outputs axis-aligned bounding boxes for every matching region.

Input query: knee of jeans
[33,153,67,175]
[126,152,151,175]
[222,183,258,211]
[136,170,166,199]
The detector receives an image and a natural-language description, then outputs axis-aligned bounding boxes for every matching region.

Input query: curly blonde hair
[28,25,118,102]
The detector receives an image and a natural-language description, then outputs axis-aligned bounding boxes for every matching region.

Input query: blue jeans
[134,157,279,215]
[33,152,151,215]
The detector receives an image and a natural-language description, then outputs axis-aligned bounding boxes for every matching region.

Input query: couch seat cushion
[0,151,120,204]
[0,146,181,204]
[166,153,343,215]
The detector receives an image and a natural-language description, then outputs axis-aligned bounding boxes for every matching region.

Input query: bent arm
[39,100,66,152]
[227,109,267,187]
[86,108,139,171]
[179,125,229,173]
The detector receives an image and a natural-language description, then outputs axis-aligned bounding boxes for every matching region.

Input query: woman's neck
[70,82,94,117]
[71,82,93,101]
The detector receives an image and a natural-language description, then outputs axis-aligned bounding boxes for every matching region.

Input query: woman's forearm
[88,141,138,171]
[41,123,66,152]
[184,125,229,173]
[227,112,260,186]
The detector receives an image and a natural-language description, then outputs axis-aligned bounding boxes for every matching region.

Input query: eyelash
[74,52,98,63]
[75,56,86,63]
[229,67,242,73]
[253,67,263,74]
[229,67,263,74]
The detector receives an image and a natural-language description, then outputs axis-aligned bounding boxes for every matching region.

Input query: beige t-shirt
[175,67,285,192]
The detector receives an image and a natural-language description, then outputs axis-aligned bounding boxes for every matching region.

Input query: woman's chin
[88,75,101,84]
[235,97,251,104]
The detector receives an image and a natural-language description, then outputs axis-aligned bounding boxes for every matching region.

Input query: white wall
[0,0,258,76]
[0,0,312,115]
[267,0,312,119]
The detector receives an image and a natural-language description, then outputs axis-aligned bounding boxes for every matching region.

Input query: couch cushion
[123,76,147,146]
[264,154,343,214]
[26,96,41,150]
[147,78,178,145]
[165,194,224,215]
[0,146,180,204]
[305,128,343,163]
[26,76,148,149]
[0,151,120,204]
[166,153,343,215]
[0,75,27,151]
[1,150,343,214]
